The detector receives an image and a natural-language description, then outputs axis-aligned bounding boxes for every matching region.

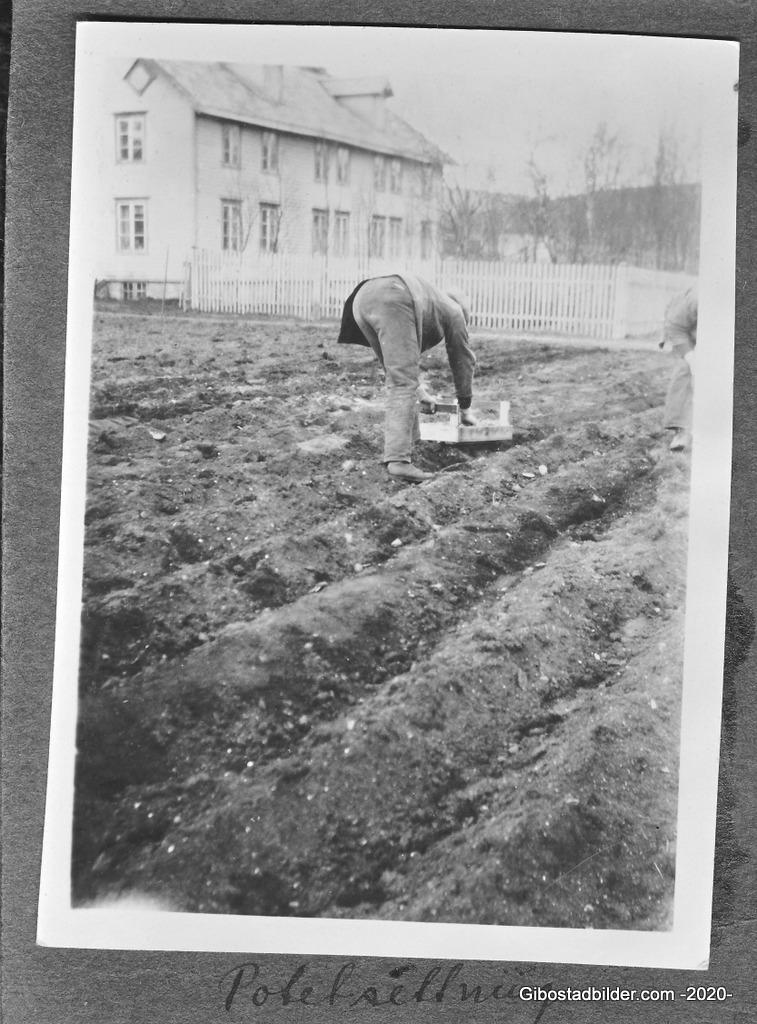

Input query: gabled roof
[130,59,449,165]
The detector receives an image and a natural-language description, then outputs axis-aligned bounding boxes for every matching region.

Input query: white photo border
[36,21,739,969]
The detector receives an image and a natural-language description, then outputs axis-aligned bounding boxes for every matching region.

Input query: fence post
[611,263,630,340]
[181,258,191,311]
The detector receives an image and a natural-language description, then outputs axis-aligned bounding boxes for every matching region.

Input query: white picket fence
[183,250,695,341]
[616,266,698,337]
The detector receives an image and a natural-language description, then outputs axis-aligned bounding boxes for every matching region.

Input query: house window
[312,209,329,255]
[260,203,280,253]
[222,123,241,167]
[336,146,350,185]
[221,200,242,251]
[389,217,403,259]
[421,164,434,199]
[373,156,386,192]
[315,139,329,182]
[117,200,147,251]
[421,220,433,259]
[389,159,403,194]
[116,114,145,162]
[370,215,386,259]
[334,211,350,257]
[122,281,147,300]
[262,131,279,172]
[125,62,155,95]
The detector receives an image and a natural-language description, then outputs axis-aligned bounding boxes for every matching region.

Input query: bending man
[338,273,476,482]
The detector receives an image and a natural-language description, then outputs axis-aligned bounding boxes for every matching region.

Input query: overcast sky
[82,23,734,196]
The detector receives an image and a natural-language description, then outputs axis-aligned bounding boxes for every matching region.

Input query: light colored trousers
[663,344,694,431]
[352,276,422,464]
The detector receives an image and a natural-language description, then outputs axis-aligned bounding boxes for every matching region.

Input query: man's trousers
[352,276,422,464]
[663,344,694,431]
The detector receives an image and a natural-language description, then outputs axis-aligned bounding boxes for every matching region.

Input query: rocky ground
[72,302,689,930]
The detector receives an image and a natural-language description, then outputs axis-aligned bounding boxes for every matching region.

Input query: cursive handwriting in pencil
[219,960,553,1020]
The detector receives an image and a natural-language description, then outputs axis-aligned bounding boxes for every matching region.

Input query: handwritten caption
[219,961,552,1020]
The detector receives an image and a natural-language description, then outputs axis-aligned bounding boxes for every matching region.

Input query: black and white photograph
[35,21,737,968]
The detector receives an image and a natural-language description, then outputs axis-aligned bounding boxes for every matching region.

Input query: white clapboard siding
[185,250,695,340]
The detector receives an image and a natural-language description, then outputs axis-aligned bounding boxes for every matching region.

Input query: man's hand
[417,387,440,414]
[460,408,477,426]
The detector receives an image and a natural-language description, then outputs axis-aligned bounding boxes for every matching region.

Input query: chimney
[230,64,285,103]
[323,77,393,130]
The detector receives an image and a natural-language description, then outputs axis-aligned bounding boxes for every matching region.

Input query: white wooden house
[92,59,448,300]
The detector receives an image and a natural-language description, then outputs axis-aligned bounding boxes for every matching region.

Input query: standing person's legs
[353,278,422,465]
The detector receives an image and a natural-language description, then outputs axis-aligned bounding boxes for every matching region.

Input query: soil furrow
[79,408,660,686]
[74,312,685,930]
[77,472,684,921]
[77,436,659,787]
[74,433,682,915]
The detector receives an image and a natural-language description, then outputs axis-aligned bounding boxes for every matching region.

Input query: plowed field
[72,304,689,930]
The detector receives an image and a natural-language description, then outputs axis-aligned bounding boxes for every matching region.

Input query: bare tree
[582,121,626,261]
[439,121,698,271]
[583,121,624,194]
[440,182,483,258]
[439,166,520,260]
[646,125,693,269]
[478,191,514,260]
[651,126,685,188]
[521,155,559,261]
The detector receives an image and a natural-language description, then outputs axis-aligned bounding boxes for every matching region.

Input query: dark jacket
[338,279,371,347]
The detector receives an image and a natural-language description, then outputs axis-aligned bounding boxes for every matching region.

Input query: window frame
[221,122,241,168]
[336,146,351,186]
[388,217,403,259]
[312,208,330,256]
[116,199,148,252]
[389,158,403,194]
[125,63,155,96]
[370,215,387,259]
[373,155,386,192]
[421,164,434,199]
[420,219,433,260]
[115,113,146,163]
[122,281,147,301]
[259,202,281,253]
[333,211,350,257]
[314,139,329,183]
[261,131,279,173]
[221,199,243,252]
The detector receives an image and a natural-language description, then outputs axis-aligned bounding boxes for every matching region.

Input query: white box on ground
[419,400,513,444]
